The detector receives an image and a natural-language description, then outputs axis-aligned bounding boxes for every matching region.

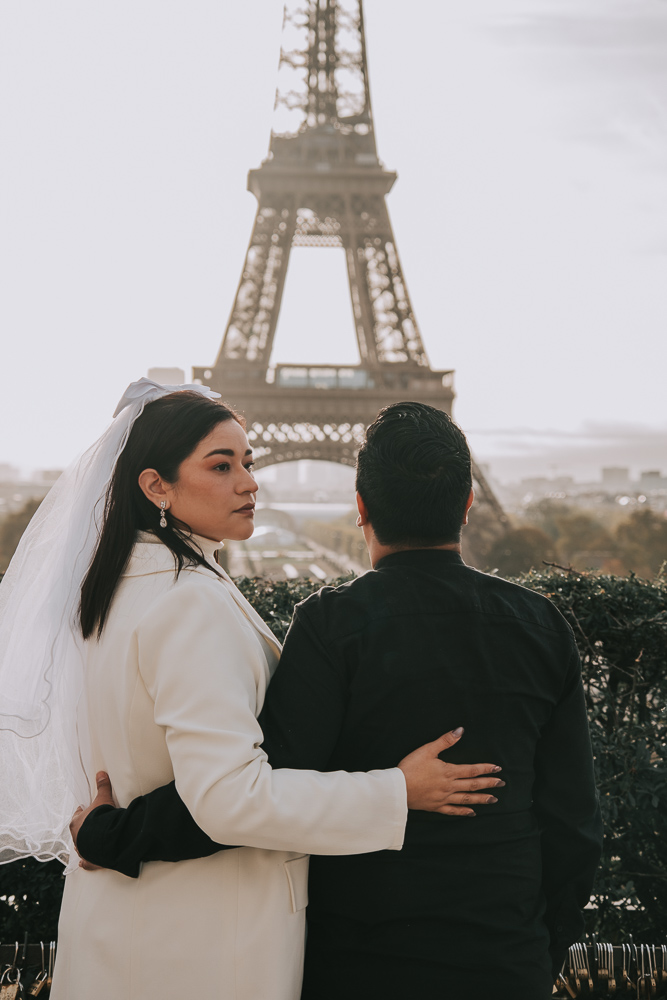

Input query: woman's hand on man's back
[397,728,504,815]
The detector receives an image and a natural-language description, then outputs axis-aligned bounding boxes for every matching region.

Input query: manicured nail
[496,780,506,787]
[452,726,464,737]
[487,796,498,803]
[492,765,502,772]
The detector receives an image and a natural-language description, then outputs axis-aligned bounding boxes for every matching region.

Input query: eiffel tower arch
[193,0,507,534]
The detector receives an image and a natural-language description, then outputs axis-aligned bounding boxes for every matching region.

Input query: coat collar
[123,530,222,577]
[373,548,465,572]
[123,531,282,659]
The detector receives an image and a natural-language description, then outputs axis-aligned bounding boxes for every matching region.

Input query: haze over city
[1,0,666,483]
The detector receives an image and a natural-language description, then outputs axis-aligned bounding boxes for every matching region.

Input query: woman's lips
[234,504,255,514]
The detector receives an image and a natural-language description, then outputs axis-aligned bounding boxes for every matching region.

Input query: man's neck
[367,538,461,569]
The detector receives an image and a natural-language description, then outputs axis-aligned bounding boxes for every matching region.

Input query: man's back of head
[355,401,473,550]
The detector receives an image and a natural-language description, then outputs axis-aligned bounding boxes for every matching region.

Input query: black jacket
[79,551,602,998]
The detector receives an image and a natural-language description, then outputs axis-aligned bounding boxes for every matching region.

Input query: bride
[0,379,499,1000]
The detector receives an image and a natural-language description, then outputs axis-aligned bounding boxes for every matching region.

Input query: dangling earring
[159,501,168,529]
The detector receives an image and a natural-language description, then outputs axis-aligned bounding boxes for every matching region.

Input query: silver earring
[159,501,167,529]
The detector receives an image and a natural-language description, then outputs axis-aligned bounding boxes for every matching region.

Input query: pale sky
[1,0,666,480]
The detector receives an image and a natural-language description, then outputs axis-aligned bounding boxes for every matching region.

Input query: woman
[0,379,499,1000]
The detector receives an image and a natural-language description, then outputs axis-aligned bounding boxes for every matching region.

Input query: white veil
[0,378,220,869]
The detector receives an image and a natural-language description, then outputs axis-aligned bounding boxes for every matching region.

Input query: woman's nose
[239,469,258,494]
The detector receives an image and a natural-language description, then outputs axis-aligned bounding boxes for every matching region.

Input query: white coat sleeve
[136,578,407,855]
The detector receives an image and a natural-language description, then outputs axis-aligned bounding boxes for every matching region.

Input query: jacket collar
[122,531,282,659]
[373,548,465,572]
[123,530,222,577]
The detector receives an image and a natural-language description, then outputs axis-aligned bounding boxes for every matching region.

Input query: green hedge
[517,569,667,939]
[1,570,665,941]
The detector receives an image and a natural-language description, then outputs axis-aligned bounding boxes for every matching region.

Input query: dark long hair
[79,391,242,640]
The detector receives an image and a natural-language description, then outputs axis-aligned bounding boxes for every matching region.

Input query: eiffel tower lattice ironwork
[193,0,507,528]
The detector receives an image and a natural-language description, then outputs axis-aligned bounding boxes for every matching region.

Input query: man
[74,402,602,999]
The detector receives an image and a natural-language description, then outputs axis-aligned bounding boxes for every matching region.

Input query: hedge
[1,569,665,942]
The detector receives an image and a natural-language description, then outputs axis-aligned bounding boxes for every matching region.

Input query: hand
[397,728,504,816]
[70,771,116,870]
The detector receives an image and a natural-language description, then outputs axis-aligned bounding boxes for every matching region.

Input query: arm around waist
[136,580,407,856]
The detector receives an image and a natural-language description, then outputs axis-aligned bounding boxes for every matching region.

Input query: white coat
[52,533,407,1000]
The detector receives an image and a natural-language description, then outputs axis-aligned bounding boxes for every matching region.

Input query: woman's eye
[214,462,231,472]
[244,462,255,472]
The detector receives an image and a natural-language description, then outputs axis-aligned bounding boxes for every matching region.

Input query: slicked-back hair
[79,391,243,640]
[356,402,473,548]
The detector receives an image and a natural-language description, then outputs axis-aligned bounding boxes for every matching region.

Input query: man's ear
[137,469,170,509]
[356,491,369,528]
[462,488,474,526]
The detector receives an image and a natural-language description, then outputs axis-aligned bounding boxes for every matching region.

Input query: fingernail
[496,780,506,787]
[452,726,464,737]
[492,765,502,772]
[487,796,498,803]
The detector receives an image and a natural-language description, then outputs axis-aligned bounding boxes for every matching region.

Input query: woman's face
[163,419,257,542]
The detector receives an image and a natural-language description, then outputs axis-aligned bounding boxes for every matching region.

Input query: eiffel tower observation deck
[193,0,506,526]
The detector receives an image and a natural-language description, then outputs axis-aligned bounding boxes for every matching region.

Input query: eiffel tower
[193,0,506,533]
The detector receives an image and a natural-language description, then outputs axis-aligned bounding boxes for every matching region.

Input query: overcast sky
[1,0,666,480]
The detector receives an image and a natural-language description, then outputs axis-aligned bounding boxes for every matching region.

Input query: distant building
[521,477,549,493]
[0,463,20,483]
[639,470,667,490]
[520,475,574,495]
[34,470,63,483]
[147,367,186,385]
[254,459,355,503]
[602,467,630,489]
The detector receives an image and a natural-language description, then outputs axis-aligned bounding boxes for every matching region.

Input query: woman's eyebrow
[204,448,253,458]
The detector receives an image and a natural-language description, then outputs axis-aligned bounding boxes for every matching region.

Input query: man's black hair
[355,401,473,548]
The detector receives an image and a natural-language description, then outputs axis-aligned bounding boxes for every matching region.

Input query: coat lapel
[215,567,283,663]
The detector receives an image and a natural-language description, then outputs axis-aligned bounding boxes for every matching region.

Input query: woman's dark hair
[80,391,243,640]
[355,401,473,548]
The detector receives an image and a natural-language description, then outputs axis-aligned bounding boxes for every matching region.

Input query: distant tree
[553,512,613,565]
[614,508,667,577]
[485,526,556,577]
[0,498,41,573]
[521,498,571,542]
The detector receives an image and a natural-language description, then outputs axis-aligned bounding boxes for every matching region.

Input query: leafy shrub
[0,858,65,940]
[1,571,665,941]
[518,569,667,940]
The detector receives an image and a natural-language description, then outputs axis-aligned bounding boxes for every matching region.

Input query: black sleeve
[532,646,603,978]
[77,602,347,877]
[76,781,235,879]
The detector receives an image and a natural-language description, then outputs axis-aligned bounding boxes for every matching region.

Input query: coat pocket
[284,854,310,913]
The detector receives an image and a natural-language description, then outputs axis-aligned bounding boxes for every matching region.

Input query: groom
[73,402,601,998]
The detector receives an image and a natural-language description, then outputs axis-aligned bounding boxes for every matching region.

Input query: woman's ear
[137,469,170,509]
